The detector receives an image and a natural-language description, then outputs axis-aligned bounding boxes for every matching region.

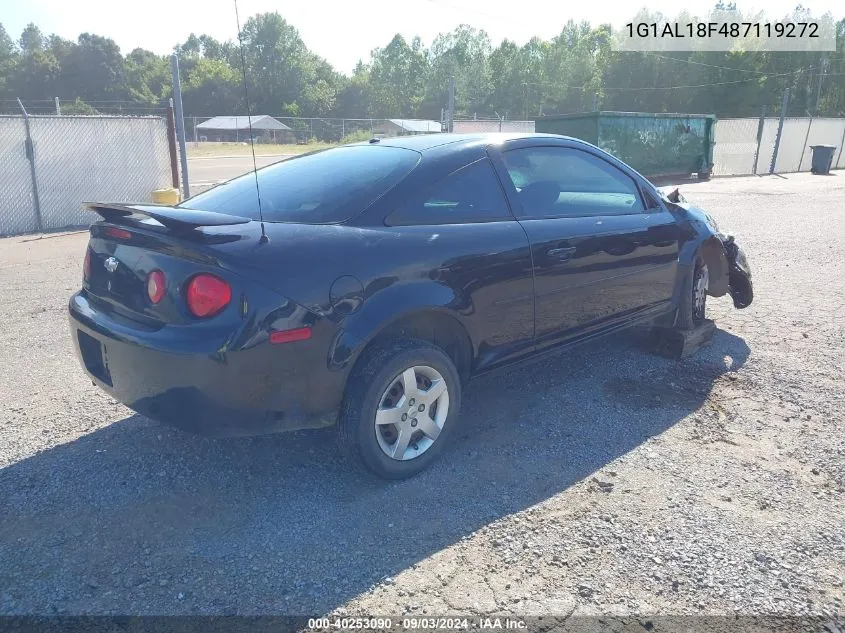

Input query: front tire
[338,338,462,479]
[676,257,709,330]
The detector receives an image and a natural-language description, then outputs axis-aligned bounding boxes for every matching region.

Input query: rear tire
[338,338,462,479]
[676,256,708,330]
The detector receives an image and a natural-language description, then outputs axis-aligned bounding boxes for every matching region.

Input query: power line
[522,76,765,92]
[643,52,815,76]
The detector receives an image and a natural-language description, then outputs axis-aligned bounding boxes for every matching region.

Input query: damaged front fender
[661,187,754,310]
[722,234,754,309]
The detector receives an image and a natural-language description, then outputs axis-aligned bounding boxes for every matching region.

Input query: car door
[384,157,535,371]
[489,142,680,351]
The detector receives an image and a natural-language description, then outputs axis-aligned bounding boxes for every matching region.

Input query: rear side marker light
[269,327,312,345]
[104,227,132,240]
[147,270,166,304]
[186,274,231,318]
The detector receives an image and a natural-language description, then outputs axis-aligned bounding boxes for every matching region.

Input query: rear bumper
[69,291,344,437]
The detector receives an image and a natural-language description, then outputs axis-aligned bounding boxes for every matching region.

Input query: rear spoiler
[84,203,250,231]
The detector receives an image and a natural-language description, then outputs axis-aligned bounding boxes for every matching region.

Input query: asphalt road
[0,172,843,620]
[187,154,294,194]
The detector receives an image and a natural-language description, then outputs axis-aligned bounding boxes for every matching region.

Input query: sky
[2,0,843,74]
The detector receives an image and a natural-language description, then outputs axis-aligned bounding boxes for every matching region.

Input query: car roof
[353,132,577,153]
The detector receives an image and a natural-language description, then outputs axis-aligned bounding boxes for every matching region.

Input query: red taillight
[269,327,313,345]
[104,227,132,240]
[83,249,91,280]
[146,270,166,304]
[185,274,231,318]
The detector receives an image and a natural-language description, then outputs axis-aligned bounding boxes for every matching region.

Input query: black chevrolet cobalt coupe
[70,133,753,478]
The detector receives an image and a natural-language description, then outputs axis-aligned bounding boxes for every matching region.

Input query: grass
[187,141,335,158]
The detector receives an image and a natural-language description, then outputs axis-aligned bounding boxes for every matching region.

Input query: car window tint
[502,147,644,217]
[387,159,511,226]
[180,145,420,224]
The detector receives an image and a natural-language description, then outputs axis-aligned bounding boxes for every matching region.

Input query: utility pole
[170,54,190,199]
[447,77,456,133]
[54,97,61,115]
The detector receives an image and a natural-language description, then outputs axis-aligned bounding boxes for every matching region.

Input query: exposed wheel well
[354,311,474,384]
[698,237,729,297]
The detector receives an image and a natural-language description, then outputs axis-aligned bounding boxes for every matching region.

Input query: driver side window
[503,146,644,218]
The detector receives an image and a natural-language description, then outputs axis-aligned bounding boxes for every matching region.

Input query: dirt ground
[0,172,842,621]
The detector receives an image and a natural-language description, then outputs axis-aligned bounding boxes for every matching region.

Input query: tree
[63,33,127,103]
[368,35,428,116]
[335,62,373,117]
[425,25,491,118]
[19,23,44,55]
[124,48,169,104]
[0,23,19,98]
[2,11,844,120]
[182,57,241,115]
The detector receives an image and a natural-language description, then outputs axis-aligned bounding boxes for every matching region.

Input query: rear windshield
[181,145,420,224]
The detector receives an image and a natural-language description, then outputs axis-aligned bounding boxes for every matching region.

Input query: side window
[502,147,644,218]
[386,159,511,226]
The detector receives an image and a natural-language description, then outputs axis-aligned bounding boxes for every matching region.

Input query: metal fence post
[769,90,789,175]
[835,123,845,169]
[170,54,190,199]
[752,105,766,175]
[166,100,180,190]
[798,117,813,171]
[17,98,44,232]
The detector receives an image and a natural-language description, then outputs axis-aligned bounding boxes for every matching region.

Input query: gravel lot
[0,173,843,619]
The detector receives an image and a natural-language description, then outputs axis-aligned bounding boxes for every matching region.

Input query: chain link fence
[712,118,762,176]
[0,115,172,236]
[452,119,535,133]
[187,117,435,144]
[185,116,540,143]
[713,116,845,176]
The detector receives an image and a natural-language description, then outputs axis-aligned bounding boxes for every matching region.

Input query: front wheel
[676,257,709,330]
[338,339,462,479]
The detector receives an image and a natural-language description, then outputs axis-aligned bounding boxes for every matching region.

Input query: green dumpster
[535,111,716,179]
[810,145,836,175]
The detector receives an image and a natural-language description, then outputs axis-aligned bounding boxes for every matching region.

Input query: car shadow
[0,326,749,615]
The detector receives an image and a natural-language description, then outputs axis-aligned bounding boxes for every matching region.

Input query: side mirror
[667,188,683,203]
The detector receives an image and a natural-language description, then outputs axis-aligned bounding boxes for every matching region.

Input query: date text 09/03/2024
[625,21,820,38]
[305,617,528,630]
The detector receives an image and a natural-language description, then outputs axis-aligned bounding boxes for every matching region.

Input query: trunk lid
[82,203,260,327]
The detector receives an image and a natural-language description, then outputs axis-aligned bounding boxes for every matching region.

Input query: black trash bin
[810,144,837,175]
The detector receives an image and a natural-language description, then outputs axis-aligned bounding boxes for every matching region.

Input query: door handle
[547,246,577,259]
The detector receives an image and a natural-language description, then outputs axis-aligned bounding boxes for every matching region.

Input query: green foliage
[1,11,844,118]
[339,129,374,144]
[62,97,98,114]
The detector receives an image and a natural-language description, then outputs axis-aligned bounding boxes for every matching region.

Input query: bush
[340,129,375,145]
[62,98,99,115]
